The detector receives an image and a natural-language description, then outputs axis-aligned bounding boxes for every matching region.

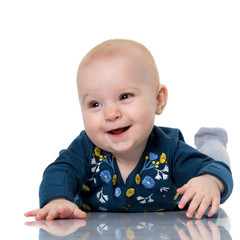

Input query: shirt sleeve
[171,139,233,204]
[39,131,91,208]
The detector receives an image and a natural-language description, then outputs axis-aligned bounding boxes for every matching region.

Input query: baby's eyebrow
[116,87,140,93]
[81,93,94,103]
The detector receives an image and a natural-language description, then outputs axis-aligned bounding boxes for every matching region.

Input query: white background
[1,0,239,238]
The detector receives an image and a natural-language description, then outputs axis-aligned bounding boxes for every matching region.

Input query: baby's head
[77,39,168,156]
[78,39,159,85]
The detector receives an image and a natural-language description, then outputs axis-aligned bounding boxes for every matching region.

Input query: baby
[25,39,233,221]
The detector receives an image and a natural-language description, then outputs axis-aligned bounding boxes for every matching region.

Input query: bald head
[77,39,160,85]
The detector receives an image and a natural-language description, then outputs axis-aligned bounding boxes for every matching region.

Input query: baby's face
[77,55,162,156]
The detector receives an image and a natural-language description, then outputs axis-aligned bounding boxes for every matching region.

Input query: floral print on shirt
[88,147,175,211]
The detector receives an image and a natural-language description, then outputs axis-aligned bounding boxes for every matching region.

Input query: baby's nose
[104,105,122,121]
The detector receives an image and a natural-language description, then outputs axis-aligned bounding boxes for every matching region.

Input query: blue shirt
[39,126,233,212]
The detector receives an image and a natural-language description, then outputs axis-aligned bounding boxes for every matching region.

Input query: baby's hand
[177,174,224,219]
[24,198,86,221]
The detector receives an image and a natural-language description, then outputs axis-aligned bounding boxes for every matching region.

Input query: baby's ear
[155,84,168,115]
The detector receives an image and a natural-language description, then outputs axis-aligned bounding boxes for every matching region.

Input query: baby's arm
[24,198,86,221]
[177,174,224,219]
[177,127,229,219]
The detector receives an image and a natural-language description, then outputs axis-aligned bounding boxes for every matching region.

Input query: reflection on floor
[25,208,231,240]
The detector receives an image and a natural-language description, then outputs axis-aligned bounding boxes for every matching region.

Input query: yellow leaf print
[94,147,101,157]
[160,153,166,164]
[82,204,91,211]
[135,174,141,185]
[155,209,165,212]
[82,184,90,191]
[126,188,135,197]
[126,229,135,240]
[112,174,117,185]
[174,193,179,200]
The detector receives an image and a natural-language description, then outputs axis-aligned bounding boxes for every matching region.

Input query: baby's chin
[97,143,132,155]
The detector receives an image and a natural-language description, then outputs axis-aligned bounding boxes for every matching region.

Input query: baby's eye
[89,101,102,108]
[119,93,133,101]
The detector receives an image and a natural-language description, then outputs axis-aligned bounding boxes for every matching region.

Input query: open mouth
[108,126,131,135]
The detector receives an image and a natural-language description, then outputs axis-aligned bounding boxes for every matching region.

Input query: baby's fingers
[45,208,62,221]
[35,209,51,221]
[177,184,188,195]
[45,207,86,220]
[207,197,220,217]
[72,207,87,219]
[54,207,86,219]
[194,196,211,219]
[24,209,49,221]
[24,209,39,217]
[178,186,194,210]
[185,193,204,218]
